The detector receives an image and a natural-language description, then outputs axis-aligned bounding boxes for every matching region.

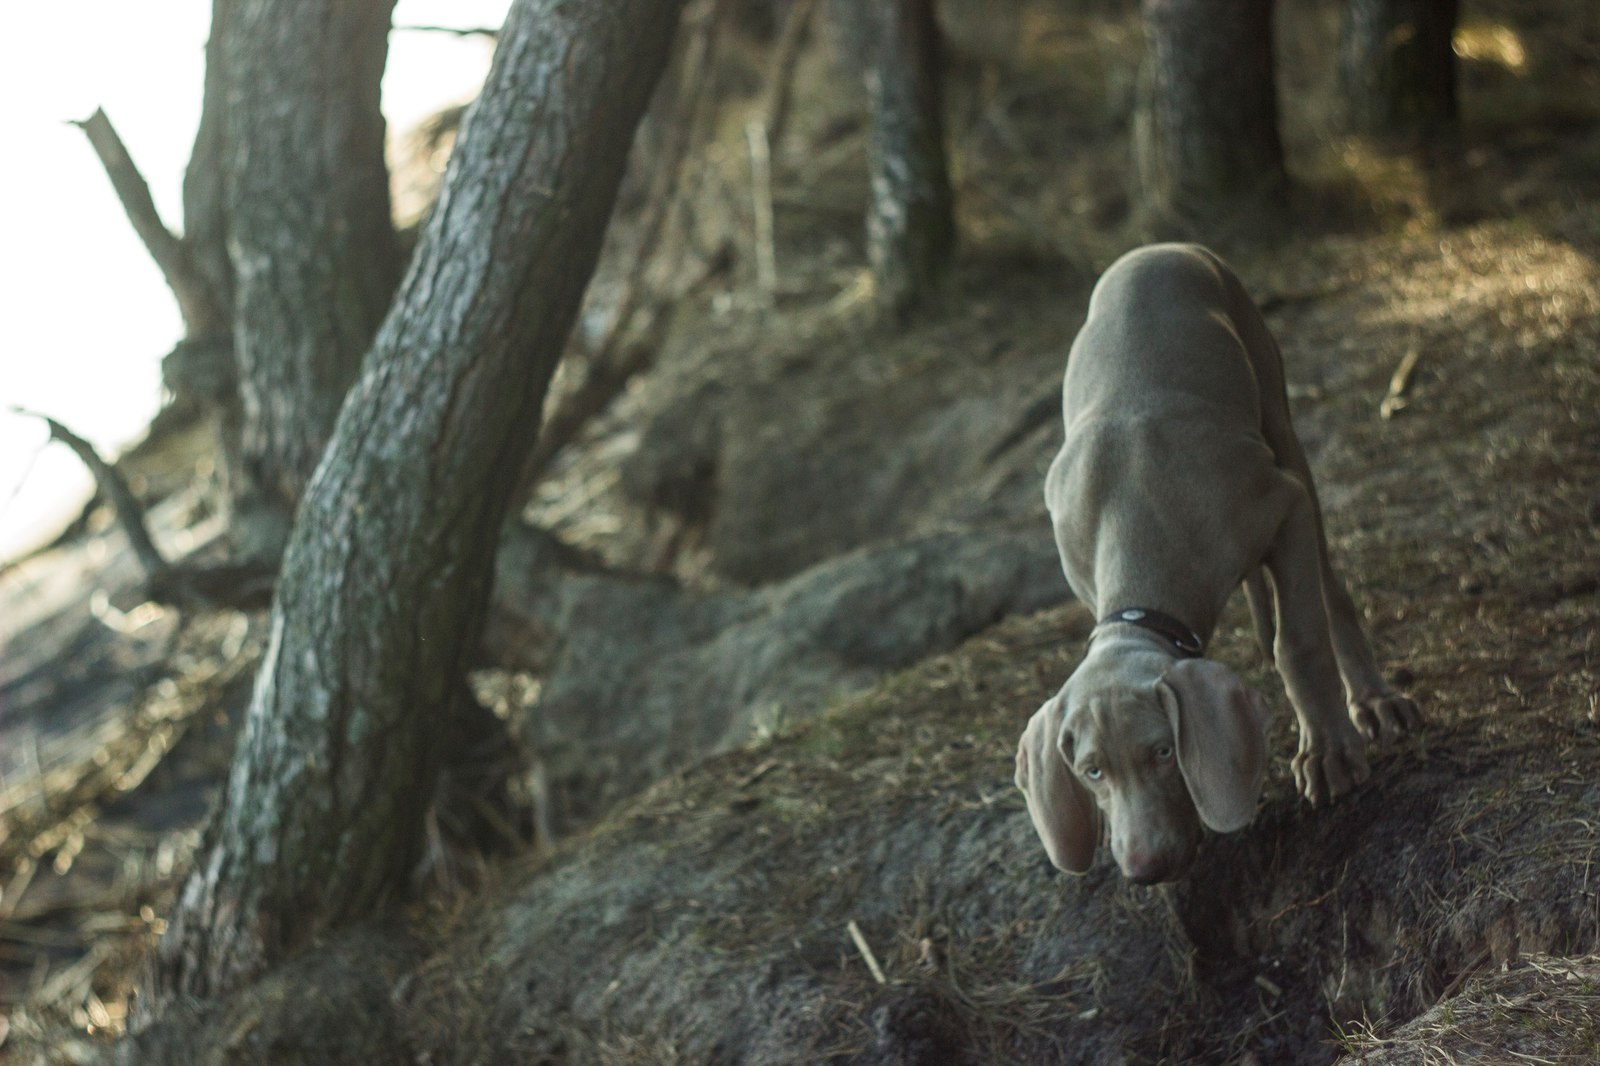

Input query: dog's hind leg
[1243,567,1277,666]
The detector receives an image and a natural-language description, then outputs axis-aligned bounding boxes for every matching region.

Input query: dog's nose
[1121,850,1175,884]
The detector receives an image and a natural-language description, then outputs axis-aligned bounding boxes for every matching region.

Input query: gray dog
[1015,244,1422,884]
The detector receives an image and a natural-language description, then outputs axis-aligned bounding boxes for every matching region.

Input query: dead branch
[597,0,727,344]
[742,0,817,289]
[14,408,171,584]
[0,615,260,941]
[513,0,728,497]
[72,109,227,338]
[762,0,819,158]
[11,409,277,611]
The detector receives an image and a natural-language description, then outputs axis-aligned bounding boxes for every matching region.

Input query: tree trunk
[855,0,955,316]
[1340,0,1459,137]
[146,0,685,1011]
[219,0,403,549]
[1134,0,1287,235]
[182,0,236,340]
[163,0,246,511]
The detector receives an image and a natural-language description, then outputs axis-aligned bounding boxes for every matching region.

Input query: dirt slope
[89,200,1600,1065]
[403,212,1600,1065]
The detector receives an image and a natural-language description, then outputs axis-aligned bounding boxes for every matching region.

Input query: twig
[762,0,819,157]
[72,109,226,338]
[847,919,888,984]
[12,408,170,584]
[1380,347,1423,420]
[0,859,41,925]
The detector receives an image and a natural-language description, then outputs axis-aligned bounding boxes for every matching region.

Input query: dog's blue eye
[1155,745,1175,762]
[1084,765,1103,781]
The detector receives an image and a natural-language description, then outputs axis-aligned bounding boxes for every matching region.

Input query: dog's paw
[1292,723,1371,807]
[1348,690,1424,744]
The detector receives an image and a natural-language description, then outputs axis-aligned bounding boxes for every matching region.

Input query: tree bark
[219,0,403,538]
[854,0,956,316]
[1134,0,1288,235]
[147,0,685,1011]
[1339,0,1459,137]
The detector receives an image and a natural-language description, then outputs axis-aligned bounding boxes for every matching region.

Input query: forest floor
[3,0,1599,1062]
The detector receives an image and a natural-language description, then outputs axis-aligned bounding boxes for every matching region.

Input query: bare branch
[73,108,228,337]
[393,24,499,38]
[13,407,170,583]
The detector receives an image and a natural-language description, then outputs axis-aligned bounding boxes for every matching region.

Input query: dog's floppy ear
[1156,659,1270,833]
[1015,695,1100,873]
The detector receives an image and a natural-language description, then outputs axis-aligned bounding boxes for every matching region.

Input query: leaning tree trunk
[1339,0,1459,137]
[855,0,955,316]
[219,0,403,553]
[146,0,685,1011]
[1134,0,1288,235]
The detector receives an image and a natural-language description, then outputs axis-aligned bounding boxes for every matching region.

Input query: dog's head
[1015,656,1271,883]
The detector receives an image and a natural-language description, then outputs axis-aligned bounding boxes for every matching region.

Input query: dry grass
[1335,955,1600,1065]
[0,613,262,1047]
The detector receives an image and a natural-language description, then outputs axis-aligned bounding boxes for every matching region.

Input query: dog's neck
[1093,607,1204,657]
[1084,554,1227,649]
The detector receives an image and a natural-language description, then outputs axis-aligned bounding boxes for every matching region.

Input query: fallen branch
[73,109,227,338]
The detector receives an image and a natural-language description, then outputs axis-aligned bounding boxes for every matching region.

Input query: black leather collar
[1095,607,1205,657]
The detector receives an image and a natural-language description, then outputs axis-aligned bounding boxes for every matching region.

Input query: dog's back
[1047,244,1287,627]
[1064,243,1264,432]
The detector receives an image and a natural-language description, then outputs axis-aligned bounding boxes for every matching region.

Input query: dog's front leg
[1318,564,1424,742]
[1264,488,1371,806]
